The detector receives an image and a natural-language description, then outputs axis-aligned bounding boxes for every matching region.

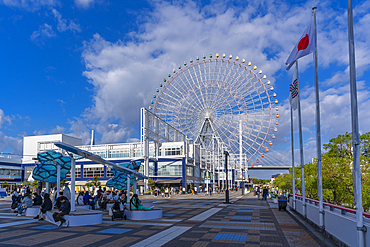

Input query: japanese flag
[285,18,315,70]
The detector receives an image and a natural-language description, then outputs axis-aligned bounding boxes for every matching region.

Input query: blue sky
[0,0,369,165]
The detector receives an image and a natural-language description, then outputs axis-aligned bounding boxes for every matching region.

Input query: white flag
[285,18,316,70]
[289,65,298,111]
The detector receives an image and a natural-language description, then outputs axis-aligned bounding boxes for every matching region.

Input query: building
[21,133,229,192]
[0,156,22,191]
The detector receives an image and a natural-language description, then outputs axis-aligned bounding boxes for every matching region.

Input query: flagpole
[290,104,296,210]
[296,61,306,218]
[312,6,324,231]
[347,1,365,246]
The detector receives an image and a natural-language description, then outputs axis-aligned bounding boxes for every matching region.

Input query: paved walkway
[0,192,334,246]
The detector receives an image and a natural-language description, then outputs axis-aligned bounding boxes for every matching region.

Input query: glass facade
[158,164,182,176]
[159,147,182,156]
[83,166,104,178]
[186,166,194,176]
[0,169,21,179]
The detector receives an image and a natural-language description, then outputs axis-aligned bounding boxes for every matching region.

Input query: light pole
[224,150,230,204]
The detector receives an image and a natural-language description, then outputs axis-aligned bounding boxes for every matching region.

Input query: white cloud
[1,0,59,11]
[74,0,94,9]
[0,109,22,155]
[77,1,370,163]
[31,23,56,41]
[52,9,81,33]
[0,109,11,129]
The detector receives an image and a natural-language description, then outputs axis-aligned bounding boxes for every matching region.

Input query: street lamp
[224,150,230,204]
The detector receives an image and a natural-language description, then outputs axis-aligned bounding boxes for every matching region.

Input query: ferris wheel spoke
[153,56,277,160]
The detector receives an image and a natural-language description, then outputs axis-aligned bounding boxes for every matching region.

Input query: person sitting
[101,191,114,211]
[34,193,52,220]
[11,190,20,209]
[55,192,65,209]
[112,193,127,220]
[112,192,118,201]
[52,197,70,227]
[33,192,43,206]
[130,194,151,210]
[76,191,84,205]
[83,191,95,210]
[15,193,32,216]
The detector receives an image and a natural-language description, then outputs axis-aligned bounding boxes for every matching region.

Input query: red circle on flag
[298,34,309,51]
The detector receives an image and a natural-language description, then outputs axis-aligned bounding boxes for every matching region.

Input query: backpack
[113,201,120,210]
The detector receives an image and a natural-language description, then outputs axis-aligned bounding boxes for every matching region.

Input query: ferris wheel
[150,53,279,161]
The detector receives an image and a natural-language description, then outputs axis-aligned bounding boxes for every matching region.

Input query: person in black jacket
[53,197,70,227]
[34,193,52,220]
[33,192,42,206]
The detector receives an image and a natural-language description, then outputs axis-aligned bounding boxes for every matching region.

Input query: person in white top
[164,187,169,198]
[112,192,118,201]
[194,186,197,195]
[77,191,84,205]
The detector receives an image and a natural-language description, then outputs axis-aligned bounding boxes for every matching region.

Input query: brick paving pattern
[0,192,330,246]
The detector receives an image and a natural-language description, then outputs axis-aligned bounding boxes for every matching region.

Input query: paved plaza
[0,192,335,247]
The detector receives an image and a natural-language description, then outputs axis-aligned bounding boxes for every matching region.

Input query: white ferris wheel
[150,53,279,162]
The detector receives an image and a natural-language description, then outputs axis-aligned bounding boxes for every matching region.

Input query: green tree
[60,179,68,187]
[302,132,370,211]
[147,179,155,190]
[252,178,270,185]
[273,173,292,192]
[2,181,9,188]
[91,176,101,187]
[85,179,92,191]
[22,179,30,187]
[31,180,39,190]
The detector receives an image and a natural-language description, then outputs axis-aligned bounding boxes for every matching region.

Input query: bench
[25,207,40,217]
[76,205,89,210]
[45,208,103,227]
[108,202,154,216]
[125,209,162,220]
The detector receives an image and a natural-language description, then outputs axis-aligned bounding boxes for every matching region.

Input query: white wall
[23,134,82,163]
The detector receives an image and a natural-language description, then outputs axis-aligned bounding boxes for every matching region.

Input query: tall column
[71,158,76,211]
[239,120,243,193]
[133,178,137,195]
[290,105,296,210]
[127,176,131,205]
[46,182,49,195]
[212,137,215,192]
[296,62,306,218]
[57,164,61,195]
[347,1,365,245]
[143,109,149,193]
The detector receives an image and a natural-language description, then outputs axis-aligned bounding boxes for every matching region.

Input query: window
[157,164,182,176]
[83,167,104,178]
[106,169,114,177]
[109,150,130,158]
[186,166,194,177]
[66,168,81,178]
[159,147,182,156]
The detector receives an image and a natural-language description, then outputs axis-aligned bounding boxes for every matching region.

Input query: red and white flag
[285,18,315,70]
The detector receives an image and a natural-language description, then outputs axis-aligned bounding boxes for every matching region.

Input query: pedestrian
[63,183,71,201]
[164,187,169,198]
